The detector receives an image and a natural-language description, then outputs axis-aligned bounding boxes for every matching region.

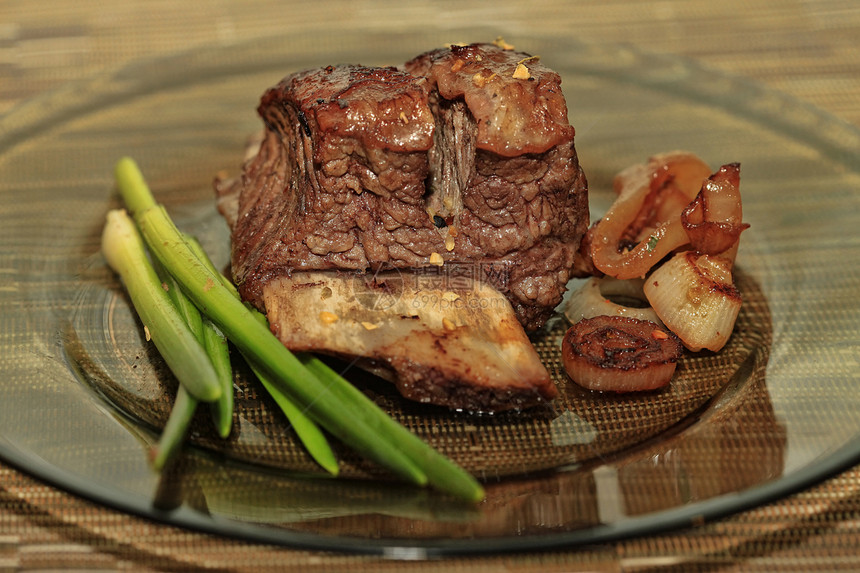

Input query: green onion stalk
[111,157,484,502]
[112,158,336,474]
[184,235,339,476]
[100,209,221,404]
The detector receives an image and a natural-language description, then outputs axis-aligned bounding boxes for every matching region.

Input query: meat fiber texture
[219,42,589,332]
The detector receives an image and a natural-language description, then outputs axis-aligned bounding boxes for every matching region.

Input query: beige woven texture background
[2,0,860,570]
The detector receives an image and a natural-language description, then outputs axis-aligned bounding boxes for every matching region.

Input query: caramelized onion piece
[590,151,712,280]
[681,163,749,254]
[561,316,682,392]
[643,251,742,352]
[564,276,662,324]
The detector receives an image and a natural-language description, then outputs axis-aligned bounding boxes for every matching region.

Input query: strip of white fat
[262,270,552,399]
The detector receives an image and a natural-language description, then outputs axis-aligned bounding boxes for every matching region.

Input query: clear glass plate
[2,29,860,557]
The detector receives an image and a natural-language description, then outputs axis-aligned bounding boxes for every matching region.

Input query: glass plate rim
[2,429,859,558]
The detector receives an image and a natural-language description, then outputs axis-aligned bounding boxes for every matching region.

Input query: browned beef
[226,64,437,309]
[220,43,589,331]
[405,44,588,328]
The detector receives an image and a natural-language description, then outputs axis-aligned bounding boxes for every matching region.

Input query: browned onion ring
[562,316,682,392]
[681,162,749,255]
[590,152,712,280]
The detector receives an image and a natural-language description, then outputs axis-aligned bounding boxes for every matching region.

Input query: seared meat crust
[229,64,438,308]
[403,43,575,156]
[221,43,588,331]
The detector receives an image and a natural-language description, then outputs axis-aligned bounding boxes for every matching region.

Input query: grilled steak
[215,42,588,411]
